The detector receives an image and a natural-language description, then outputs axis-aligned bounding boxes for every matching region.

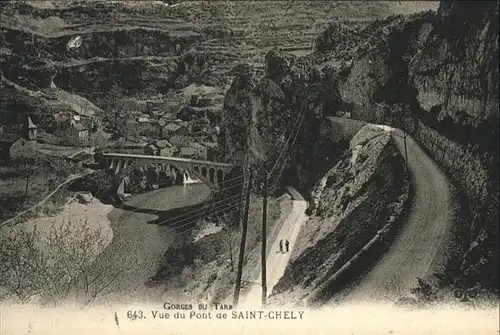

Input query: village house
[125,114,160,138]
[161,122,189,139]
[145,139,177,157]
[51,111,93,133]
[67,122,90,146]
[179,146,197,159]
[0,116,38,160]
[146,100,169,114]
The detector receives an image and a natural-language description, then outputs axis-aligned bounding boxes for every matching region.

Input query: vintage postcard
[0,1,498,334]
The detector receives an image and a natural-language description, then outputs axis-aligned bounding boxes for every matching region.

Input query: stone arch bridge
[99,153,237,190]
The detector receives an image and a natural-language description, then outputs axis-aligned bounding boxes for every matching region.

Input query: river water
[91,184,210,306]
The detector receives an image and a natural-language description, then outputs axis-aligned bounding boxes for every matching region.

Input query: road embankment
[268,125,409,306]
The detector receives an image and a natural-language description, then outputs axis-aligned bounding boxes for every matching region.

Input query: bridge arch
[217,169,224,185]
[209,168,215,184]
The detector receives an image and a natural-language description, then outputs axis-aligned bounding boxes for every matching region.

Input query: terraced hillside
[1,1,438,115]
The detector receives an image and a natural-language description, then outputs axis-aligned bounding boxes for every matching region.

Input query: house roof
[27,116,37,129]
[73,122,89,131]
[155,139,174,149]
[137,115,150,123]
[163,123,183,131]
[180,147,196,156]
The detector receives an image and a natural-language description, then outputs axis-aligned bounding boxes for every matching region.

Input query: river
[91,183,210,306]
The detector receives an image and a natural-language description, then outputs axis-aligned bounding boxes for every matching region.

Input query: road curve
[242,187,308,308]
[345,127,453,302]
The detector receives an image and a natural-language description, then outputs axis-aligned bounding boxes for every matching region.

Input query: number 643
[127,310,144,319]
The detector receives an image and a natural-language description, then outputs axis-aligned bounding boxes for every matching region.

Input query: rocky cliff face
[336,1,498,290]
[221,50,349,194]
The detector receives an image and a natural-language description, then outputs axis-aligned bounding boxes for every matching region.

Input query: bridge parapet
[100,153,237,189]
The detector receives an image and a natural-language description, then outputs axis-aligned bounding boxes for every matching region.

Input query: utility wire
[149,193,245,228]
[169,204,246,236]
[152,199,247,235]
[270,91,308,174]
[112,182,246,223]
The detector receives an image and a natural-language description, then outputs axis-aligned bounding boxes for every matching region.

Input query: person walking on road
[279,239,284,253]
[285,239,290,253]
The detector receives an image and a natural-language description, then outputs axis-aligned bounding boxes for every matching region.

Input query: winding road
[242,186,308,308]
[345,126,453,302]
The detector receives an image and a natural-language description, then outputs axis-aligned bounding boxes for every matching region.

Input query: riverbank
[90,184,211,306]
[0,197,113,255]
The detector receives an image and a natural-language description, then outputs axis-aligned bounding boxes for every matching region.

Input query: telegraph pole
[261,169,268,308]
[233,167,253,307]
[402,128,409,172]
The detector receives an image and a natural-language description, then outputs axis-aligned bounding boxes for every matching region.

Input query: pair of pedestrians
[279,239,290,253]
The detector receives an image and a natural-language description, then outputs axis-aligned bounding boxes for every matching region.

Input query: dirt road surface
[242,186,308,308]
[345,127,453,302]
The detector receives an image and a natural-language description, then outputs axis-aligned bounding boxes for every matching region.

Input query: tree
[14,140,41,198]
[100,84,130,138]
[0,218,135,307]
[75,170,114,200]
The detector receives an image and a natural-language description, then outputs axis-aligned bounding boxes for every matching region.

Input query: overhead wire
[111,179,250,220]
[269,91,308,174]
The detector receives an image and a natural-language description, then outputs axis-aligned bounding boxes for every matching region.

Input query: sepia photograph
[0,1,498,334]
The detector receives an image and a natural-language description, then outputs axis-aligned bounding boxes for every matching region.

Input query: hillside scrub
[0,143,80,221]
[0,211,125,307]
[270,130,409,303]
